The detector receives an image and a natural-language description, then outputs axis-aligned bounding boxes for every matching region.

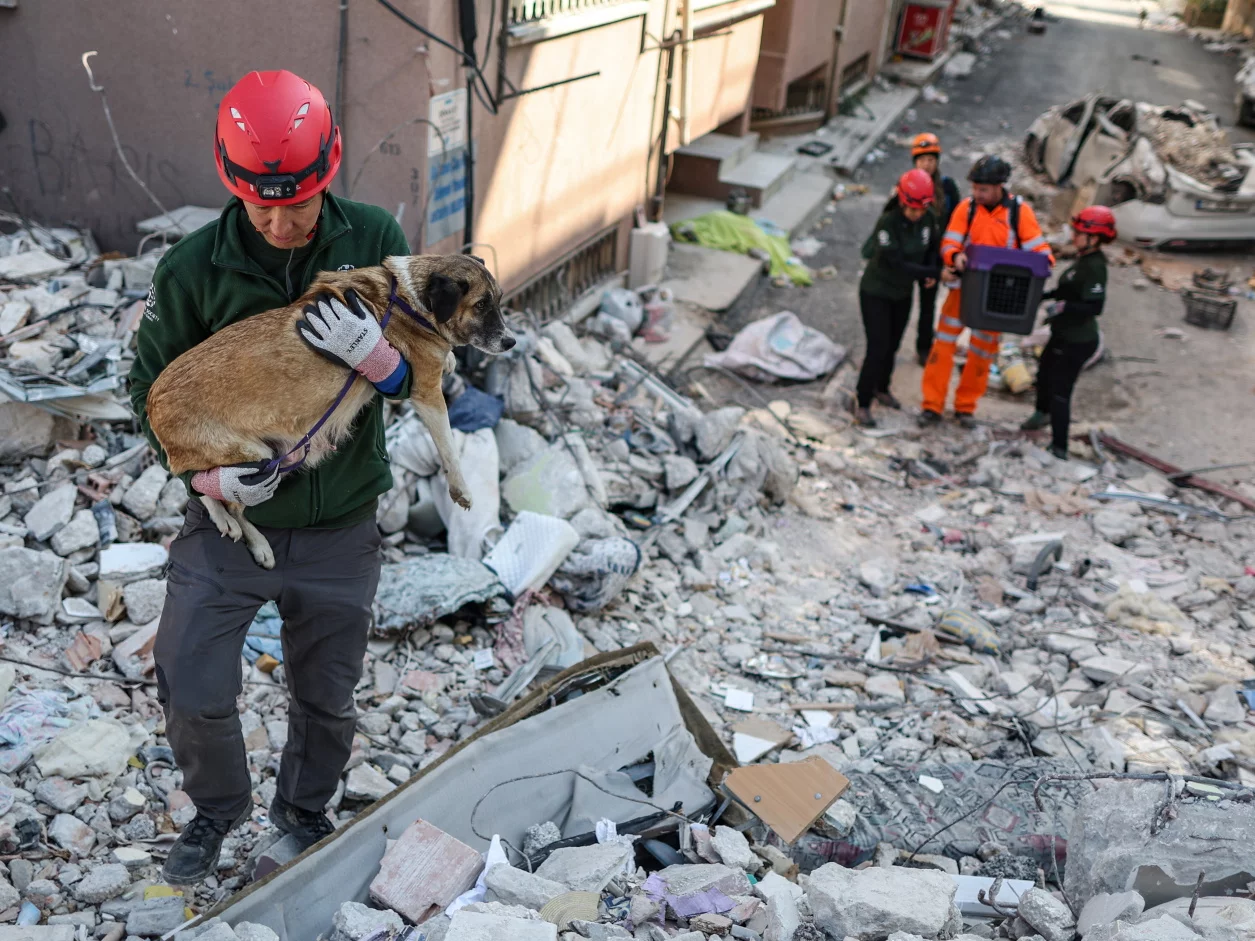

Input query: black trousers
[857,292,913,408]
[154,500,381,820]
[1035,335,1099,452]
[916,281,939,361]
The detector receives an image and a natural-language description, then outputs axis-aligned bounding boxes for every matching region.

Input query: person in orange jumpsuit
[919,155,1054,427]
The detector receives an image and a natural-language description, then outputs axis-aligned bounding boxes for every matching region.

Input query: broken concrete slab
[444,911,557,941]
[1017,887,1076,941]
[97,542,168,585]
[484,864,568,910]
[23,483,77,541]
[329,902,404,941]
[1065,780,1255,909]
[126,896,187,937]
[534,842,633,892]
[806,864,959,940]
[369,818,483,923]
[373,555,504,634]
[50,508,99,556]
[120,464,169,520]
[1079,891,1145,936]
[0,547,68,624]
[0,929,77,941]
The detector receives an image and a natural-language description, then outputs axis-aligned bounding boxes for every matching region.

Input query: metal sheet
[208,651,716,940]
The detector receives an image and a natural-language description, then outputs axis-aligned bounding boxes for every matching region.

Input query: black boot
[270,793,335,850]
[162,812,243,885]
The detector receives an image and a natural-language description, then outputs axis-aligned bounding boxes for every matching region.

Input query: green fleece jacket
[128,193,411,529]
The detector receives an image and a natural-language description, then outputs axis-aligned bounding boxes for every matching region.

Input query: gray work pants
[154,499,380,821]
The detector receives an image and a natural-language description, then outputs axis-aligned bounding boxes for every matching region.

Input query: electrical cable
[373,0,498,115]
[80,52,186,237]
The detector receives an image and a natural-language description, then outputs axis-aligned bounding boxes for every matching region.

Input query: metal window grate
[508,0,634,25]
[985,265,1034,316]
[839,53,871,93]
[503,225,620,322]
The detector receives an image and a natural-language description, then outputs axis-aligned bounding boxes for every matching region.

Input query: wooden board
[723,757,850,844]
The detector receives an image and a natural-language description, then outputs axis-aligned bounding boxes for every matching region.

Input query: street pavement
[716,0,1255,467]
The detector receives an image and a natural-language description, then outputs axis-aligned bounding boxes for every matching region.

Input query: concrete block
[1065,781,1255,909]
[806,864,958,940]
[484,863,567,910]
[765,891,800,941]
[1017,887,1075,941]
[534,842,633,892]
[1078,891,1144,936]
[330,902,403,941]
[369,818,483,923]
[0,929,77,941]
[126,896,188,937]
[445,911,557,941]
[653,863,751,899]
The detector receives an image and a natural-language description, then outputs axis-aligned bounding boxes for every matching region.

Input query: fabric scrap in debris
[703,312,845,383]
[671,212,813,286]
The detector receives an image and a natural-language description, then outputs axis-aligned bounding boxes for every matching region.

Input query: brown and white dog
[146,254,514,568]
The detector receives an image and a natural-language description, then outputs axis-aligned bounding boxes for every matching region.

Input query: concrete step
[668,132,762,203]
[827,85,921,174]
[720,151,797,208]
[675,131,760,174]
[756,170,835,238]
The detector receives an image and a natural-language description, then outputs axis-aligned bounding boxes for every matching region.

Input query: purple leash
[264,275,437,475]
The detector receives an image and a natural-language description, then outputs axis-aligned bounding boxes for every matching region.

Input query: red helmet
[1071,205,1117,242]
[215,70,341,205]
[897,169,935,209]
[911,132,942,158]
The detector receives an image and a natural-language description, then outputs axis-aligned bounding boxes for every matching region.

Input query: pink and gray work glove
[297,290,403,387]
[192,461,280,506]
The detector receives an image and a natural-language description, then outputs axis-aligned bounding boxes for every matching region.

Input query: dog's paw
[218,516,243,542]
[448,481,473,511]
[443,351,457,376]
[249,540,276,570]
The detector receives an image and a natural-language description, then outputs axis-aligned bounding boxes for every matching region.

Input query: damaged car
[1025,95,1255,248]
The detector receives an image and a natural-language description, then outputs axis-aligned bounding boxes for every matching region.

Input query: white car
[1024,95,1255,249]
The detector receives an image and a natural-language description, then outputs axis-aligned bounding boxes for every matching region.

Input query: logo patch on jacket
[1090,283,1104,294]
[143,285,158,323]
[877,230,891,246]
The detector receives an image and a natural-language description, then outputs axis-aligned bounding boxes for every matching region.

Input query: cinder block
[369,818,484,923]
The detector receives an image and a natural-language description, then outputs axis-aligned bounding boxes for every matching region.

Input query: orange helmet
[215,70,342,205]
[897,169,935,209]
[911,132,942,158]
[1072,205,1117,242]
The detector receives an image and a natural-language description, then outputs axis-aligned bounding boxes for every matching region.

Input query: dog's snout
[499,334,517,352]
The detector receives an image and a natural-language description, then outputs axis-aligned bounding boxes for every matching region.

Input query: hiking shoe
[1021,410,1050,431]
[852,406,877,428]
[955,413,978,429]
[874,391,902,410]
[270,793,335,850]
[1049,445,1070,461]
[162,811,244,885]
[917,410,942,428]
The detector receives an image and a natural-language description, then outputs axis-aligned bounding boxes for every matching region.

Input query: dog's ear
[423,273,465,323]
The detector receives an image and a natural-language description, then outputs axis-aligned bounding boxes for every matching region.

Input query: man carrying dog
[129,70,414,883]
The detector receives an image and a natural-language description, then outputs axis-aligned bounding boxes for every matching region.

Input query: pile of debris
[4,203,1255,941]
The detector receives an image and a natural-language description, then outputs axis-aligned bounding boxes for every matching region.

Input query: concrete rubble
[4,158,1255,940]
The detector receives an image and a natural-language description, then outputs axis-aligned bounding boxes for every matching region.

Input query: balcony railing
[503,226,620,322]
[508,0,636,25]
